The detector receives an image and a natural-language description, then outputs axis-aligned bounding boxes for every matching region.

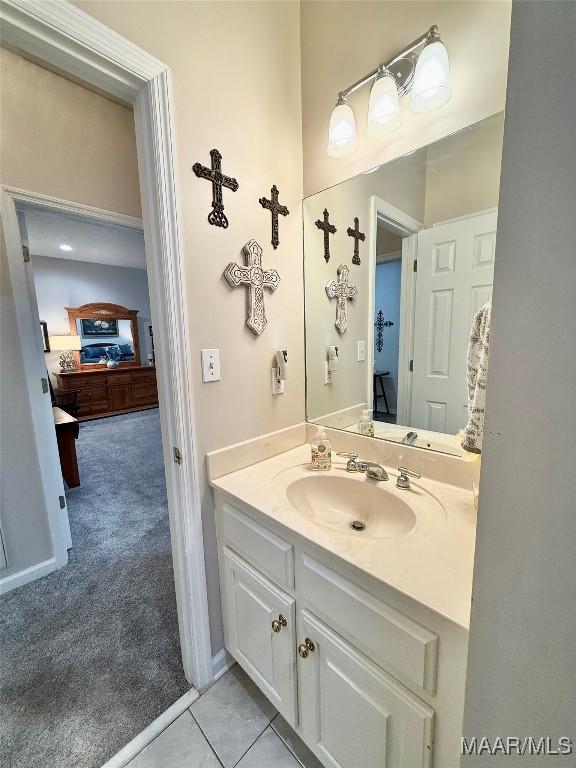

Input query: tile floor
[125,665,323,768]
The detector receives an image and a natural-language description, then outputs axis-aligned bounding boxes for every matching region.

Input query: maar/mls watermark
[461,737,573,757]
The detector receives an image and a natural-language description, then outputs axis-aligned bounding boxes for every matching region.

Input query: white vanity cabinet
[215,492,468,768]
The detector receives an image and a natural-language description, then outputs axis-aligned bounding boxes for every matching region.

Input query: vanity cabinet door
[297,609,434,768]
[221,547,297,727]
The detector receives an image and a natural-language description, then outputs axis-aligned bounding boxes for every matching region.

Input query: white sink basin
[271,465,446,540]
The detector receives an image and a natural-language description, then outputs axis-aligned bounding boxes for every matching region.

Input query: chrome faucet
[337,453,389,481]
[396,466,421,490]
[401,431,418,446]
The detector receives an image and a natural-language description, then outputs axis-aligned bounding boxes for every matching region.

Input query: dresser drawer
[298,553,438,694]
[105,373,132,385]
[66,375,104,390]
[76,387,108,404]
[219,503,294,590]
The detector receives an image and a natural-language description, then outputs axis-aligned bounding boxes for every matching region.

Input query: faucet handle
[397,466,421,489]
[337,452,359,472]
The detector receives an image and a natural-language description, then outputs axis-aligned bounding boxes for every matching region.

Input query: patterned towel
[462,301,491,453]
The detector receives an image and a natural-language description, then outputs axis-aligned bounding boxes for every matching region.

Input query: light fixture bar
[340,25,438,99]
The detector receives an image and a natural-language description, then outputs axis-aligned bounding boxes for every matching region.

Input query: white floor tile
[127,711,221,768]
[190,666,276,768]
[236,727,301,768]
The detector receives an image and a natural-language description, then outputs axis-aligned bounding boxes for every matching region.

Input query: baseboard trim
[212,648,235,683]
[0,558,56,595]
[100,687,199,768]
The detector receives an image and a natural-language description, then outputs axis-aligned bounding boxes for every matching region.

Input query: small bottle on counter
[358,409,375,438]
[311,427,332,471]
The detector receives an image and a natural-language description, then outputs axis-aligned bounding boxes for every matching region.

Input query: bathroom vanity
[211,441,476,768]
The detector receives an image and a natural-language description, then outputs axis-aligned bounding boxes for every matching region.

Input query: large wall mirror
[67,302,142,369]
[304,112,504,456]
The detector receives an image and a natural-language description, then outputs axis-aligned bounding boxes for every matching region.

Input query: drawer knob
[271,615,287,633]
[298,638,315,658]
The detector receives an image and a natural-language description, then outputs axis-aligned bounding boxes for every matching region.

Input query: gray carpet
[0,409,190,768]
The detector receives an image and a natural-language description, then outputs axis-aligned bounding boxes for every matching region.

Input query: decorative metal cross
[224,240,281,336]
[193,149,239,229]
[347,217,366,265]
[259,185,289,250]
[325,264,358,334]
[315,208,337,263]
[374,310,394,352]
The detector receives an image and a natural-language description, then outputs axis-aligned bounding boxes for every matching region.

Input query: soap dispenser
[358,409,375,438]
[311,427,332,471]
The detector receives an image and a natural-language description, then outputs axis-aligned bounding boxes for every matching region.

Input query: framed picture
[40,321,50,352]
[81,318,119,337]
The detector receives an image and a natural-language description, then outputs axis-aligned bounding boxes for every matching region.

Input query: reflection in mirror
[304,113,504,456]
[76,318,135,364]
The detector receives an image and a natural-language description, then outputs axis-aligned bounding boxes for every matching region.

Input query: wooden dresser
[55,366,158,421]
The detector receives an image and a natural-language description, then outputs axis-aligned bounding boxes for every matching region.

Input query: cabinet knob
[298,638,315,658]
[271,615,287,633]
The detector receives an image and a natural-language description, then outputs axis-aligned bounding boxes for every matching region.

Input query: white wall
[462,0,576,755]
[1,225,55,582]
[0,49,141,218]
[31,255,152,382]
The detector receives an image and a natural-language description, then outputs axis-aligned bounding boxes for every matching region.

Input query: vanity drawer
[220,503,294,590]
[298,553,438,694]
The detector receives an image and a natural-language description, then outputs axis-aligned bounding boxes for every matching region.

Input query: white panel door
[221,547,298,726]
[298,609,434,768]
[411,211,497,434]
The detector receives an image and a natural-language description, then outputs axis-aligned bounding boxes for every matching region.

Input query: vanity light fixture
[326,25,452,157]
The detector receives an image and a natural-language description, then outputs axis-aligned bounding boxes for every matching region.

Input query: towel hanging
[462,301,491,454]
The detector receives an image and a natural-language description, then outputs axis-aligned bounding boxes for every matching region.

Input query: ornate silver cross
[224,240,281,336]
[325,264,358,334]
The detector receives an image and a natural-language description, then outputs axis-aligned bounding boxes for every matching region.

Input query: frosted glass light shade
[326,99,358,158]
[49,334,82,351]
[366,72,401,137]
[411,40,452,113]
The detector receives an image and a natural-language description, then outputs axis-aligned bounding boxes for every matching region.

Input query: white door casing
[297,609,434,768]
[0,0,212,688]
[222,548,298,726]
[367,197,423,426]
[411,210,497,435]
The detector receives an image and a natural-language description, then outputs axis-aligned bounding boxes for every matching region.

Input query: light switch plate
[357,340,366,362]
[201,349,221,382]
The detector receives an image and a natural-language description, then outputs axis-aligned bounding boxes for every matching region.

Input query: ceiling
[22,207,146,270]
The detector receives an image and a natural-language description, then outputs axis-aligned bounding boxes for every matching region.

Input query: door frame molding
[0,0,213,688]
[368,196,422,426]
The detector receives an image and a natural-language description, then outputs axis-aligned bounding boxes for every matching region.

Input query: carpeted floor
[0,408,190,768]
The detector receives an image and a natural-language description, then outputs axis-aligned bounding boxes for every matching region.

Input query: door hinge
[413,258,418,273]
[41,377,49,394]
[173,447,182,465]
[59,495,66,509]
[22,245,30,263]
[409,359,414,372]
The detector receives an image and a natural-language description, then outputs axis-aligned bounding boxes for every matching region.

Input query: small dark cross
[193,148,239,229]
[347,217,366,265]
[315,208,337,263]
[259,185,289,250]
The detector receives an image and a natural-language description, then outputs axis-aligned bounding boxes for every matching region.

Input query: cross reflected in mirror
[325,264,358,334]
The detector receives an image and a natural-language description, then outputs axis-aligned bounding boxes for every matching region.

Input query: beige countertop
[211,444,477,630]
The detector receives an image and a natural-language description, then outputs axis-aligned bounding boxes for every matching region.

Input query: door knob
[272,615,287,633]
[298,638,315,658]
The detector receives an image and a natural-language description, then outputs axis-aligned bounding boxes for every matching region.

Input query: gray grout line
[230,721,273,768]
[269,716,309,768]
[187,710,226,768]
[124,708,193,766]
